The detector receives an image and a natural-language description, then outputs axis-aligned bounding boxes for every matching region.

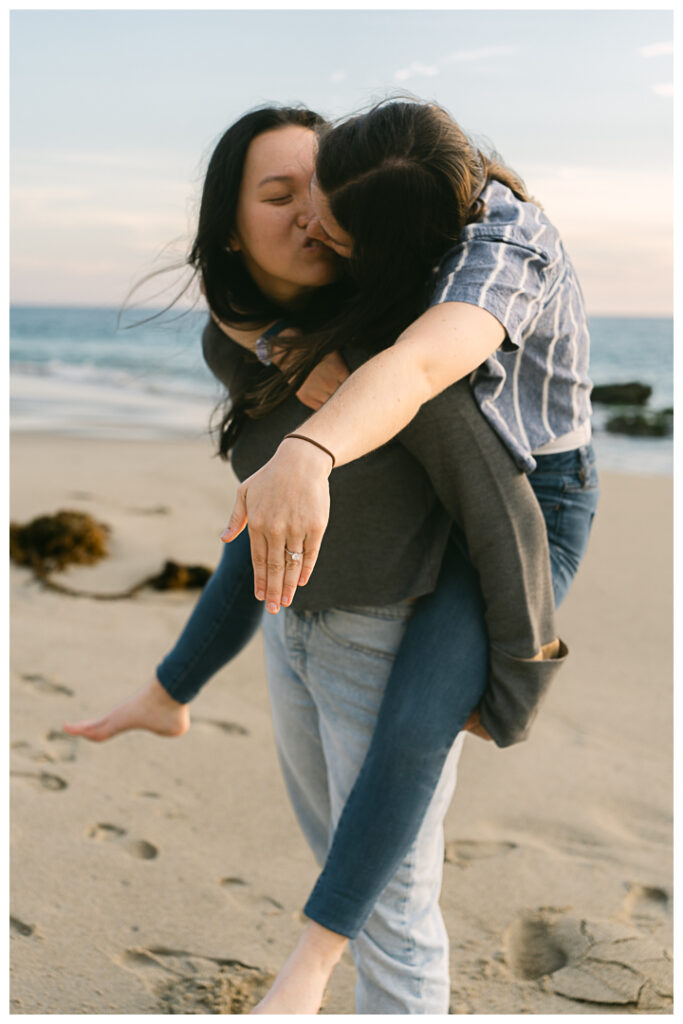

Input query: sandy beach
[9,431,673,1014]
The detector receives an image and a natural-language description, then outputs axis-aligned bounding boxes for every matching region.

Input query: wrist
[279,435,335,477]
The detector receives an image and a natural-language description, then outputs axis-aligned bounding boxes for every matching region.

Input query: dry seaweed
[10,510,110,571]
[10,511,212,600]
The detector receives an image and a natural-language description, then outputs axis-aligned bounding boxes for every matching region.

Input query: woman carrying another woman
[66,101,594,1014]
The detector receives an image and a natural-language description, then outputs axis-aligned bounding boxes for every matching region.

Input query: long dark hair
[250,99,536,416]
[189,105,351,455]
[191,105,325,327]
[319,100,533,341]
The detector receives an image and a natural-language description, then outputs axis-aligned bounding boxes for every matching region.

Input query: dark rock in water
[149,560,212,590]
[592,382,652,405]
[9,510,110,571]
[606,408,673,437]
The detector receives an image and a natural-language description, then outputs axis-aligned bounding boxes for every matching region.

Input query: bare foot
[63,677,189,741]
[250,921,347,1015]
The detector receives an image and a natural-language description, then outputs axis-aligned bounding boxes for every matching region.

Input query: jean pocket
[318,605,412,661]
[531,446,598,495]
[562,463,599,494]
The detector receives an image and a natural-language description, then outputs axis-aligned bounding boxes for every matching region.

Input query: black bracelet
[283,433,336,469]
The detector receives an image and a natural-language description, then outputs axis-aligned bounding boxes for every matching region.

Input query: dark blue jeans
[156,530,263,700]
[529,443,600,607]
[157,444,599,938]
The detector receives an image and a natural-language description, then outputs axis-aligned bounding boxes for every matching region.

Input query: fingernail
[281,594,291,606]
[255,590,265,601]
[266,602,279,614]
[220,530,232,542]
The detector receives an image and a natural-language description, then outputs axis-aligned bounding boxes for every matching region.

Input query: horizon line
[9,302,674,320]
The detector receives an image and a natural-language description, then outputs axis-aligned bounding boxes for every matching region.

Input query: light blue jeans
[262,603,465,1015]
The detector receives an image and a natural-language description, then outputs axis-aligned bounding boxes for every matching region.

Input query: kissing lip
[302,237,337,256]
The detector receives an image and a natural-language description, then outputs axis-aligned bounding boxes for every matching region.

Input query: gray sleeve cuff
[479,640,569,748]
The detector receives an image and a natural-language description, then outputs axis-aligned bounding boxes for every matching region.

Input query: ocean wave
[10,369,220,440]
[10,358,219,402]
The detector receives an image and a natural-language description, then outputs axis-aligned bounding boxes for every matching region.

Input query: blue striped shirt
[429,180,592,473]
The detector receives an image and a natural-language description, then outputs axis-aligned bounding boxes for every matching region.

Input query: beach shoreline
[10,432,673,1014]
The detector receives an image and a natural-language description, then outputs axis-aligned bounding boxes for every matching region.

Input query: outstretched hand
[219,352,348,612]
[221,437,334,613]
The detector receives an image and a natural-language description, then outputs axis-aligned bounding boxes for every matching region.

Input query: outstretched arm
[222,302,504,608]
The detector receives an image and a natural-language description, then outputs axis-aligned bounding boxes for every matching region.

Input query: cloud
[394,43,516,84]
[651,82,674,98]
[444,45,518,63]
[329,70,347,84]
[394,61,440,82]
[639,41,673,58]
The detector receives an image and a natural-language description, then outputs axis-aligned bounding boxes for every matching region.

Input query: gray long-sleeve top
[203,321,567,746]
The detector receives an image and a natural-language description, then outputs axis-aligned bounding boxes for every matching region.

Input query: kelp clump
[10,511,212,600]
[10,510,110,573]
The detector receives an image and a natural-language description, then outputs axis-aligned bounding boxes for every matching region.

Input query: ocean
[9,307,673,476]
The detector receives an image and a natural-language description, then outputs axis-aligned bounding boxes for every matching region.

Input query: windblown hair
[187,105,351,455]
[249,99,536,420]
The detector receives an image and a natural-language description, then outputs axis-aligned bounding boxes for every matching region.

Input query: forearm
[283,303,504,468]
[284,343,433,468]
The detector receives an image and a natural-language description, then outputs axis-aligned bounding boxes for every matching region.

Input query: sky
[9,7,674,316]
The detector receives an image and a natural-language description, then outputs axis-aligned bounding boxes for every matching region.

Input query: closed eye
[265,195,292,204]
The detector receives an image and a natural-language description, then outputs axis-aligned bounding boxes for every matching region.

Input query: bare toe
[63,718,114,741]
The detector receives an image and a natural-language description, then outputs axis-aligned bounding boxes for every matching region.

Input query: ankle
[149,676,186,709]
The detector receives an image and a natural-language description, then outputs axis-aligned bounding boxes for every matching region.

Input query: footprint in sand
[219,876,284,915]
[66,490,170,517]
[126,505,171,516]
[193,717,249,737]
[444,839,517,869]
[113,945,274,1013]
[20,673,74,698]
[10,770,68,792]
[44,730,79,761]
[503,908,672,1010]
[504,818,613,863]
[11,731,78,765]
[10,915,41,939]
[620,881,671,929]
[87,823,159,860]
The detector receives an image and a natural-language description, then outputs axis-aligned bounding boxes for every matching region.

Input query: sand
[9,431,673,1014]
